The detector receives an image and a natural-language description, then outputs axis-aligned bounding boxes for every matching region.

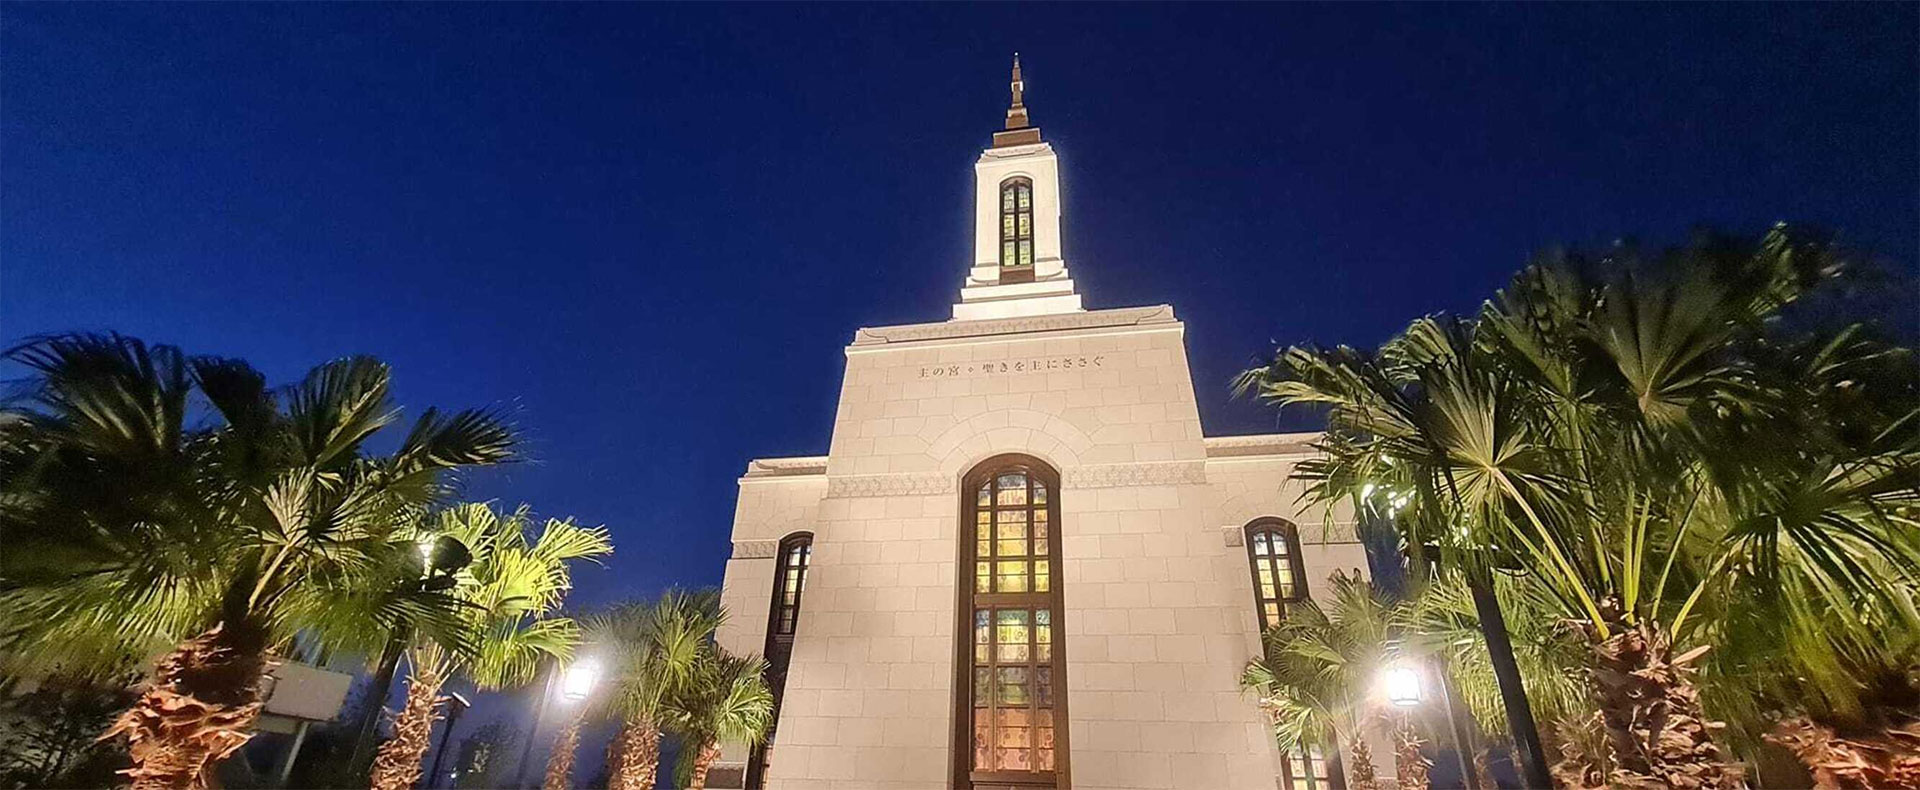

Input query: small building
[714,59,1376,790]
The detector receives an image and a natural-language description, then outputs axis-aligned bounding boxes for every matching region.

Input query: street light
[425,691,471,789]
[560,659,600,703]
[1384,664,1423,708]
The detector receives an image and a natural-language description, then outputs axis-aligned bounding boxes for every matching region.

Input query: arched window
[955,455,1067,788]
[770,533,812,637]
[1284,743,1336,790]
[1244,518,1307,630]
[748,531,813,789]
[999,177,1034,280]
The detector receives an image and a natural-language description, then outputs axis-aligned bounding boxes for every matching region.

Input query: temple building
[713,58,1374,790]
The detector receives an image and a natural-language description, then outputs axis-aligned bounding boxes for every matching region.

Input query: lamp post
[347,535,473,780]
[510,658,601,789]
[425,692,471,789]
[510,664,557,789]
[1376,480,1549,790]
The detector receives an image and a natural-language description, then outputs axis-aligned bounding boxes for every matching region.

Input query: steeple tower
[954,55,1082,321]
[994,54,1041,148]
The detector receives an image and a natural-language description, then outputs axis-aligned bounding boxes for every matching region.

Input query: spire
[992,53,1043,148]
[1006,53,1029,130]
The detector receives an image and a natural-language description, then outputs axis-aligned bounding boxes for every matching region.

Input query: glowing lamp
[561,659,600,702]
[1384,665,1423,707]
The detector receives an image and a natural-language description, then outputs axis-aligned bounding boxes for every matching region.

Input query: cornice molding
[731,539,781,559]
[1202,432,1322,459]
[978,142,1052,160]
[1061,460,1207,489]
[741,456,829,479]
[825,473,957,499]
[851,305,1177,347]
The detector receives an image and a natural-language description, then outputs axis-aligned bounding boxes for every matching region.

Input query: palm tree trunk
[1348,732,1381,790]
[1548,713,1607,790]
[1472,746,1498,790]
[367,660,446,790]
[1584,601,1743,789]
[607,717,660,790]
[542,710,586,790]
[1467,568,1554,790]
[685,741,722,790]
[1765,715,1920,790]
[104,620,274,790]
[1393,713,1432,790]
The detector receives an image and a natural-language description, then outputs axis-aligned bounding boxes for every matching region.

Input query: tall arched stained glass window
[955,455,1067,789]
[1245,518,1308,630]
[999,177,1034,274]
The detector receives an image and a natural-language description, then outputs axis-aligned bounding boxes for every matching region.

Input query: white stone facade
[712,72,1374,789]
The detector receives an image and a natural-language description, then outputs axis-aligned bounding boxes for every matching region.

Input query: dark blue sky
[5,3,1915,609]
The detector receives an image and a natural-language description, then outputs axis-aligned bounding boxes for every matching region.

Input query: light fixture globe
[1384,664,1422,707]
[560,659,600,702]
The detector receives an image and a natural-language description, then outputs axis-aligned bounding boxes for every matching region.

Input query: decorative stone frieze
[1061,460,1207,489]
[730,539,781,559]
[823,472,956,499]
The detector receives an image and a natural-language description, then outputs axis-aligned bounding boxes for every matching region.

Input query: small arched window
[1244,518,1307,629]
[771,533,813,636]
[1285,743,1336,790]
[956,455,1067,788]
[999,177,1034,273]
[748,531,813,789]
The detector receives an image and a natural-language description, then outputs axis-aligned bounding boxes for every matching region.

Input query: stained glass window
[963,458,1064,787]
[748,532,813,789]
[1284,743,1335,790]
[1245,519,1307,630]
[998,178,1034,269]
[774,535,812,635]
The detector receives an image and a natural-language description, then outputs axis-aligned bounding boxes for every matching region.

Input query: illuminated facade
[714,59,1377,790]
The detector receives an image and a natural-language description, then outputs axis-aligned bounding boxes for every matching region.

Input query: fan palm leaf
[666,646,773,790]
[0,333,517,789]
[1240,225,1916,785]
[368,503,609,790]
[586,589,726,790]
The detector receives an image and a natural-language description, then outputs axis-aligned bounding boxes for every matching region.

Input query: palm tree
[1237,226,1920,787]
[1404,575,1603,787]
[366,503,611,790]
[664,645,773,790]
[589,590,725,790]
[542,701,591,790]
[1241,571,1414,790]
[0,334,514,790]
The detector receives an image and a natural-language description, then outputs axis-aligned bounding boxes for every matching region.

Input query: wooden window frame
[1244,518,1308,630]
[1282,741,1345,790]
[952,454,1070,789]
[998,177,1035,283]
[747,531,813,789]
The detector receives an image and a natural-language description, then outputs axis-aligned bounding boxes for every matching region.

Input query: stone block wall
[718,306,1377,790]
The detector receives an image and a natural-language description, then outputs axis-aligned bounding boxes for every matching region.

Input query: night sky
[5,0,1914,673]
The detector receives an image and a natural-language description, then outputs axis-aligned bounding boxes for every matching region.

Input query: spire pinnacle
[993,53,1042,148]
[1008,53,1026,127]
